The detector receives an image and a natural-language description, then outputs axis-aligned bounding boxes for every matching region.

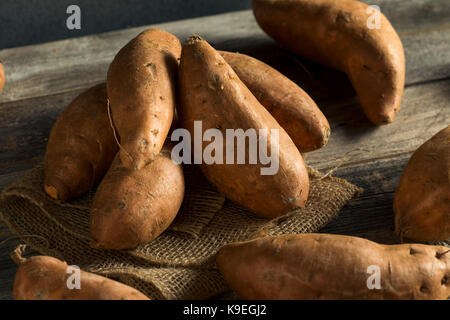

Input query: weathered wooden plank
[320,152,450,248]
[0,76,447,177]
[0,90,83,174]
[306,78,450,170]
[320,154,411,235]
[0,0,449,104]
[381,0,450,32]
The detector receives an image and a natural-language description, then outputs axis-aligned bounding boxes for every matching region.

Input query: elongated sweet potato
[91,142,184,250]
[178,36,309,218]
[107,28,181,170]
[13,253,149,300]
[44,84,118,201]
[253,0,405,125]
[394,126,450,242]
[0,61,4,93]
[216,233,450,300]
[220,51,330,152]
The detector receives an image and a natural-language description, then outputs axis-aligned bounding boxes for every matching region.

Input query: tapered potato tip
[89,240,102,249]
[186,35,204,45]
[219,50,331,152]
[44,157,94,201]
[44,179,69,201]
[299,123,330,151]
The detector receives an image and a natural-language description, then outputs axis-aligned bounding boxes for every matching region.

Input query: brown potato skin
[179,36,309,219]
[107,28,181,170]
[217,234,450,300]
[394,126,450,242]
[253,0,405,125]
[13,255,149,300]
[44,84,118,201]
[220,51,330,152]
[0,62,4,93]
[91,143,185,250]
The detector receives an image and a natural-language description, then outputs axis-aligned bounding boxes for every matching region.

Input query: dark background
[0,0,251,49]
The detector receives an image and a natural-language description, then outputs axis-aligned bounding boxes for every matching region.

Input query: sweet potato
[220,51,330,152]
[178,36,309,219]
[13,253,149,300]
[253,0,405,125]
[44,83,118,201]
[91,142,184,250]
[107,28,181,170]
[394,126,450,242]
[216,233,450,300]
[0,61,4,93]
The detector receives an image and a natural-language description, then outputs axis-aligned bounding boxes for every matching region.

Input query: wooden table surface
[0,0,449,299]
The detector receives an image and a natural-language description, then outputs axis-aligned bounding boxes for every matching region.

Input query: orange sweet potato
[178,36,309,218]
[253,0,405,125]
[44,84,118,201]
[394,126,450,242]
[13,254,149,300]
[220,51,330,152]
[90,142,184,249]
[217,233,450,300]
[107,28,181,170]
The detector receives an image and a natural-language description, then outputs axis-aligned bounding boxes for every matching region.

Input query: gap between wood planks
[315,150,415,173]
[1,72,448,114]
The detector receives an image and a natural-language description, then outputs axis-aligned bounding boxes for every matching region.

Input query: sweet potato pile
[7,0,447,300]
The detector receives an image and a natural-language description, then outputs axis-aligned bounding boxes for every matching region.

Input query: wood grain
[0,0,449,104]
[306,79,450,170]
[0,78,447,176]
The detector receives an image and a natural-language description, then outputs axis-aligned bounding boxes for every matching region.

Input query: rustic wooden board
[0,78,448,176]
[307,79,450,170]
[0,0,449,104]
[0,0,449,300]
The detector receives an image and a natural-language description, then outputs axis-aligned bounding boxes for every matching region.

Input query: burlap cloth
[0,163,362,299]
